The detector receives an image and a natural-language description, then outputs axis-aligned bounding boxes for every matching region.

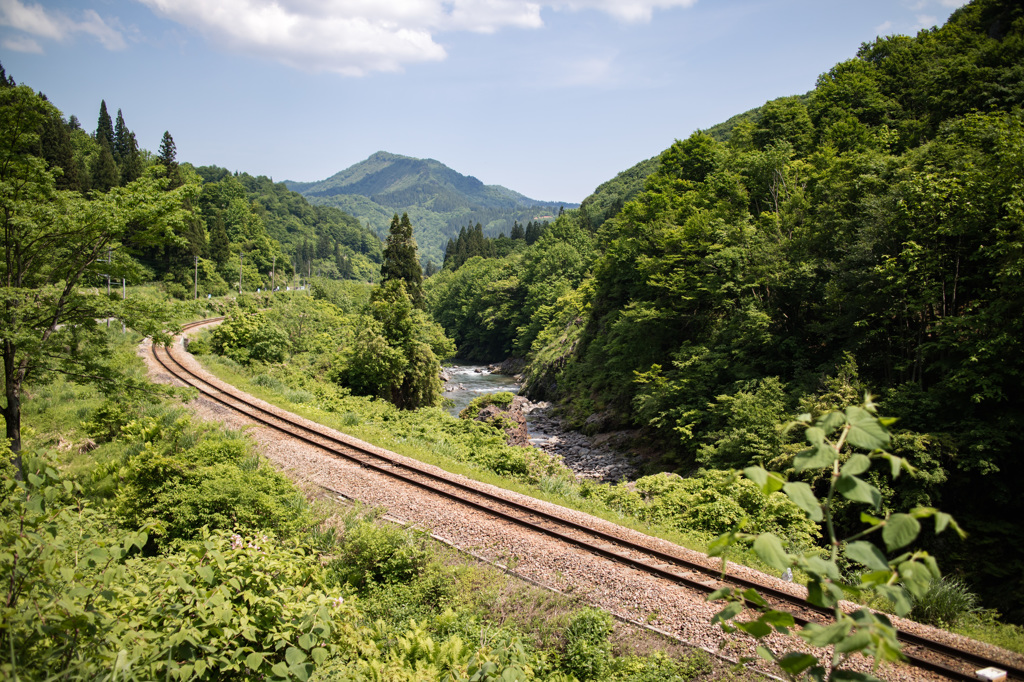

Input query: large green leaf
[899,560,933,599]
[836,473,881,509]
[778,653,818,675]
[285,646,307,666]
[844,406,889,450]
[882,514,921,552]
[793,443,836,472]
[753,533,790,571]
[840,454,871,476]
[801,620,851,647]
[743,466,785,495]
[782,481,823,521]
[818,411,846,433]
[844,541,889,572]
[876,584,912,617]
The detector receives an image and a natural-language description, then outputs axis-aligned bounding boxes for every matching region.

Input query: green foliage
[584,470,820,549]
[1,82,189,457]
[210,311,290,364]
[562,608,614,680]
[381,213,425,308]
[422,0,1024,618]
[910,576,980,628]
[708,398,966,681]
[330,279,452,409]
[460,391,516,420]
[0,466,346,682]
[329,520,428,590]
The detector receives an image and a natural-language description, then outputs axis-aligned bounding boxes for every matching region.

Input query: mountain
[286,152,577,266]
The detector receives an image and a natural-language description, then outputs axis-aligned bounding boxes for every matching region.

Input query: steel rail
[153,320,1022,682]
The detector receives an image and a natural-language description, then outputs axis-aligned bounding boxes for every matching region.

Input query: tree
[1,85,191,474]
[119,132,142,186]
[157,131,180,188]
[380,213,424,309]
[89,138,118,193]
[95,100,113,148]
[209,212,230,265]
[113,109,129,165]
[38,111,79,191]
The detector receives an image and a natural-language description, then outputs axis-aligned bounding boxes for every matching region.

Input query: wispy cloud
[136,0,697,76]
[0,0,126,51]
[2,34,41,53]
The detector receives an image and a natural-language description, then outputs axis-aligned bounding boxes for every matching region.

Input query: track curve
[152,318,1023,682]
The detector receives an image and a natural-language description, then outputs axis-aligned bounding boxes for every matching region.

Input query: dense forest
[425,0,1024,619]
[5,74,382,301]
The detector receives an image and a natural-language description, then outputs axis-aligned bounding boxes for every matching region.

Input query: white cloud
[2,34,41,53]
[0,0,126,50]
[914,13,939,30]
[136,0,696,76]
[874,20,893,34]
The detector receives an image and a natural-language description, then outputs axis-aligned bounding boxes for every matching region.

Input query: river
[442,364,521,417]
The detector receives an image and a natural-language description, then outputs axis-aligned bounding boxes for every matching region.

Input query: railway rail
[152,318,1023,682]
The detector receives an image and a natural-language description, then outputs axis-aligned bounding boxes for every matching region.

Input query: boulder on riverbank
[459,392,531,447]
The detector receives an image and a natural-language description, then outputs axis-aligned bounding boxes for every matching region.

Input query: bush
[330,520,428,590]
[210,312,290,364]
[563,608,614,681]
[0,469,347,682]
[911,576,979,628]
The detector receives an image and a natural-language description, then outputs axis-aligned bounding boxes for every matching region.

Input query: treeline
[440,219,550,271]
[6,65,381,299]
[426,0,1024,619]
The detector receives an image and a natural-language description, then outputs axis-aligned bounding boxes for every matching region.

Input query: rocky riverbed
[444,364,639,483]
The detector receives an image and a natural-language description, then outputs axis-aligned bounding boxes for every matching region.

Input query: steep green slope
[427,0,1024,619]
[287,151,576,266]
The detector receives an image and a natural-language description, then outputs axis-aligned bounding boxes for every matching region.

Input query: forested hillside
[288,151,577,267]
[3,73,381,299]
[426,0,1024,619]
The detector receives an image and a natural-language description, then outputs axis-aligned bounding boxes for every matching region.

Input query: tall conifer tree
[119,132,142,186]
[380,213,424,309]
[157,130,180,188]
[95,100,113,147]
[113,109,129,165]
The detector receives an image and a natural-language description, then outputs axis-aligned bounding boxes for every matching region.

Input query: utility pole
[194,255,198,300]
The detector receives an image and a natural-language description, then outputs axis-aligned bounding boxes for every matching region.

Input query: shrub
[911,576,979,628]
[210,312,290,364]
[330,520,428,590]
[563,608,614,681]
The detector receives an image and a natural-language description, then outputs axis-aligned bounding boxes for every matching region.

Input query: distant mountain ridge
[286,152,577,266]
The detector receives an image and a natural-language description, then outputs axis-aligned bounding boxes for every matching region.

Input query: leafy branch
[707,395,966,681]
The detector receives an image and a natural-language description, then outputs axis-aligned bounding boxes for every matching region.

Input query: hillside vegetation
[425,0,1024,620]
[288,151,577,267]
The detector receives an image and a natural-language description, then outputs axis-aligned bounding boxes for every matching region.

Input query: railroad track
[152,318,1023,682]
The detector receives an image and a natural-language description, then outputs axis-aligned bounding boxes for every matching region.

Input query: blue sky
[2,0,966,203]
